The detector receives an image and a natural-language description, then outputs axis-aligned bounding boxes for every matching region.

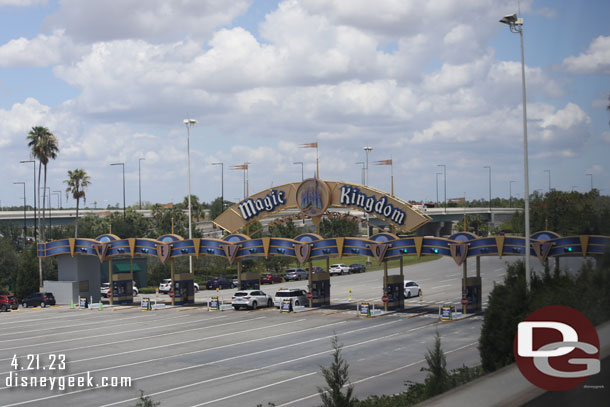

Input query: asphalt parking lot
[0,301,482,407]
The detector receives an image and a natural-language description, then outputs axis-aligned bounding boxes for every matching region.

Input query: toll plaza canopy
[38,231,610,266]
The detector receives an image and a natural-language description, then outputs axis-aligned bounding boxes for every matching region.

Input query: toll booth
[310,272,330,307]
[240,272,260,290]
[173,273,195,305]
[385,274,404,311]
[462,276,482,314]
[111,274,133,304]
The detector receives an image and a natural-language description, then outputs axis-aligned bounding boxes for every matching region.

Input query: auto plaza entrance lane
[37,178,610,312]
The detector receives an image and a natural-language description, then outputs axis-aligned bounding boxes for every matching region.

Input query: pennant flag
[300,142,318,148]
[231,164,249,170]
[375,159,392,166]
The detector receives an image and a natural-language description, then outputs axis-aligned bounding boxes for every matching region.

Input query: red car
[260,273,283,284]
[0,294,19,312]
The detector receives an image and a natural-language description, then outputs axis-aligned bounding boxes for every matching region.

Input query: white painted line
[428,284,452,290]
[439,278,458,283]
[276,341,479,406]
[0,314,229,352]
[0,319,410,406]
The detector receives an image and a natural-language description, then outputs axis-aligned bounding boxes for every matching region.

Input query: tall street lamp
[586,173,593,190]
[500,12,531,290]
[544,169,551,192]
[183,118,197,274]
[436,172,442,207]
[356,162,365,185]
[293,161,304,181]
[138,158,145,210]
[110,163,126,218]
[363,147,373,186]
[509,180,516,208]
[20,160,37,244]
[14,182,26,249]
[212,162,224,211]
[484,166,492,211]
[437,164,446,212]
[53,190,62,209]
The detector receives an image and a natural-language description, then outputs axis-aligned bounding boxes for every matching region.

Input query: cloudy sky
[1,0,609,210]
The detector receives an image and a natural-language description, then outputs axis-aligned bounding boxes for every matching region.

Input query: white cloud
[0,0,46,6]
[561,35,610,75]
[0,30,80,67]
[43,0,252,43]
[601,131,610,144]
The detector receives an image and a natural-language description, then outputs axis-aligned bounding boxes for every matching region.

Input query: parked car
[283,268,308,281]
[100,282,139,297]
[329,264,350,275]
[0,294,18,311]
[232,290,274,310]
[232,276,239,288]
[312,266,326,273]
[158,279,199,293]
[206,277,234,290]
[348,263,366,273]
[260,273,283,284]
[21,292,56,308]
[273,288,308,308]
[404,281,422,298]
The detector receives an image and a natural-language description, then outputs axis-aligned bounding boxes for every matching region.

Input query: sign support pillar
[383,260,388,312]
[462,259,467,314]
[170,259,175,306]
[109,259,113,306]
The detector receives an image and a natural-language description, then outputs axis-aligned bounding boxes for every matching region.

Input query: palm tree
[27,126,59,241]
[65,169,91,238]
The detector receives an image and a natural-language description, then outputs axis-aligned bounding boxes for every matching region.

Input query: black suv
[206,277,234,290]
[21,292,56,308]
[349,263,366,273]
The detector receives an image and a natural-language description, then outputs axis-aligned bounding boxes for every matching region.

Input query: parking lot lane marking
[0,310,147,327]
[439,277,458,283]
[0,319,430,406]
[0,316,268,376]
[191,372,318,407]
[276,341,479,407]
[0,313,186,338]
[0,314,230,352]
[427,284,452,290]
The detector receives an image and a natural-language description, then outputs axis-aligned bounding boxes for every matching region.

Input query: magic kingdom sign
[213,178,431,234]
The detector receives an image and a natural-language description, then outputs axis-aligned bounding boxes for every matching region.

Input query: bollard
[98,302,103,311]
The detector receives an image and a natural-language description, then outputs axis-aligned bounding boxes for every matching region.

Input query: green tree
[132,390,160,407]
[320,217,360,239]
[318,335,356,407]
[107,209,151,238]
[478,261,530,372]
[27,126,59,241]
[208,196,225,220]
[14,246,39,301]
[0,237,20,293]
[150,204,190,238]
[420,332,450,397]
[182,194,205,222]
[65,169,91,238]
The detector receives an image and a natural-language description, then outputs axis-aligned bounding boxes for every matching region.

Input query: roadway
[0,256,583,407]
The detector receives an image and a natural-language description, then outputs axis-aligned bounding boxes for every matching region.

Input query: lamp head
[499,13,517,25]
[183,119,197,125]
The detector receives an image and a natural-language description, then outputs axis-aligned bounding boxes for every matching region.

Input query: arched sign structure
[212,178,432,233]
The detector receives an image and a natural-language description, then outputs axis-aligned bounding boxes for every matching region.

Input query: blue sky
[0,0,609,210]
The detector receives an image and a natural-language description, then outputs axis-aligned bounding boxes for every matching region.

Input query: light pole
[20,160,37,244]
[14,182,26,249]
[110,163,126,218]
[356,162,365,185]
[212,162,224,210]
[138,158,145,210]
[53,190,62,209]
[500,13,531,290]
[484,166,491,210]
[293,161,304,181]
[437,164,446,212]
[544,169,551,192]
[363,147,373,186]
[183,118,197,274]
[509,181,516,208]
[586,173,593,191]
[436,172,442,207]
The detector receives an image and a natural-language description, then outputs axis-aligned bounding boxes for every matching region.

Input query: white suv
[232,290,274,310]
[329,264,350,275]
[273,288,308,307]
